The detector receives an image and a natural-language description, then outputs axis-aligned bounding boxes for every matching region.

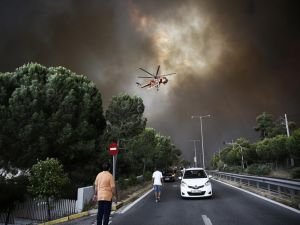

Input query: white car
[180,168,212,198]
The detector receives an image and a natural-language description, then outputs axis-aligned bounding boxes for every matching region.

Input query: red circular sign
[108,142,119,156]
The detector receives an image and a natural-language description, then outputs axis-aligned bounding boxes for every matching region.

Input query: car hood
[163,173,173,176]
[182,178,209,186]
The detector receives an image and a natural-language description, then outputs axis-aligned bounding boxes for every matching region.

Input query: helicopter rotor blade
[139,68,155,77]
[160,73,176,77]
[137,76,154,78]
[155,65,160,77]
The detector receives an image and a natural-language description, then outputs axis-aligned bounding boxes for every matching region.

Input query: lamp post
[191,114,211,169]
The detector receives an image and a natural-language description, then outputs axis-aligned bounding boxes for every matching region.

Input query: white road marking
[92,216,112,225]
[118,189,153,214]
[202,215,213,225]
[213,178,300,214]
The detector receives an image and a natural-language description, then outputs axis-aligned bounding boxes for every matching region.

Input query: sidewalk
[37,183,153,225]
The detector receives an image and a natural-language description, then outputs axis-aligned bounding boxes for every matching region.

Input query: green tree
[269,116,297,137]
[155,135,180,170]
[227,147,240,165]
[256,135,289,168]
[105,93,146,141]
[254,112,274,139]
[101,93,147,179]
[210,154,219,169]
[125,128,158,176]
[220,146,232,165]
[256,138,273,162]
[269,117,288,137]
[0,63,106,186]
[235,138,255,168]
[287,128,300,160]
[245,143,259,165]
[28,158,70,221]
[270,135,289,168]
[254,112,297,139]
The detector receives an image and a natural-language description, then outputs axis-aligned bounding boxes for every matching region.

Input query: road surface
[61,179,300,225]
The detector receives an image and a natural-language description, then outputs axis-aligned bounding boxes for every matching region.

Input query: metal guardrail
[208,171,300,202]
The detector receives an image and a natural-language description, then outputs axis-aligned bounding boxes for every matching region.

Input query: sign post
[108,142,119,178]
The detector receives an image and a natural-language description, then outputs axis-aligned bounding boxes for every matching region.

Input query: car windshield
[163,170,174,175]
[183,170,207,179]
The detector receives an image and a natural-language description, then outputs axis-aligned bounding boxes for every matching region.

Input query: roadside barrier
[209,171,300,208]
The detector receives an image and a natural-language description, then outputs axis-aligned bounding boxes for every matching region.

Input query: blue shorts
[153,185,161,193]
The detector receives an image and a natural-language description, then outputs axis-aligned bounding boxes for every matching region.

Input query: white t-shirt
[152,170,163,185]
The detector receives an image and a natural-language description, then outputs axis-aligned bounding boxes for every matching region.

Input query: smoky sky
[1,0,300,166]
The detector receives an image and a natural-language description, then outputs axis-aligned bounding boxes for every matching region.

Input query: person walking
[94,162,116,225]
[152,167,163,202]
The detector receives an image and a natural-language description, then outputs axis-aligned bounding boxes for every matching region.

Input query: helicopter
[136,65,176,91]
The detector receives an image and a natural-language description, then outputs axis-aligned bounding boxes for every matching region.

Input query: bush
[217,161,225,170]
[223,165,243,174]
[117,177,129,189]
[290,167,300,179]
[127,175,138,186]
[246,164,271,176]
[143,171,152,181]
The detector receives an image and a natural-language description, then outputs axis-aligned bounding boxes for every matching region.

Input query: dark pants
[97,200,112,225]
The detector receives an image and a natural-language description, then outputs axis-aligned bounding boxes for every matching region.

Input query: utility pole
[225,141,244,170]
[284,113,290,137]
[190,140,201,167]
[285,113,294,167]
[191,115,211,169]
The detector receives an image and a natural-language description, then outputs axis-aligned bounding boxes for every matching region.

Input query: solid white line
[118,189,153,214]
[202,215,213,225]
[213,178,300,214]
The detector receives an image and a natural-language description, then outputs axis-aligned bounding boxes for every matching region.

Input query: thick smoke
[0,0,299,164]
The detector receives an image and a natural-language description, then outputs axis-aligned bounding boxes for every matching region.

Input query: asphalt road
[62,179,300,225]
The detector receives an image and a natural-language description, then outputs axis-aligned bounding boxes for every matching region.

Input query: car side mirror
[208,175,212,179]
[178,176,182,180]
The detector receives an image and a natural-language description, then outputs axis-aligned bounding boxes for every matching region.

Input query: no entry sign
[108,142,118,156]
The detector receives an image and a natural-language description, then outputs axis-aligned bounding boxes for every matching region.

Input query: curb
[38,183,152,225]
[38,212,89,225]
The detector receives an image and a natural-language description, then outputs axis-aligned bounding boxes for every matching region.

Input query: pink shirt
[95,171,115,201]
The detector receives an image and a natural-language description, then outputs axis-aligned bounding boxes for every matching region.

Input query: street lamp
[225,141,244,169]
[191,114,211,169]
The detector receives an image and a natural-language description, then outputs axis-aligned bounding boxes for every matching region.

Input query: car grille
[188,185,204,189]
[187,191,206,196]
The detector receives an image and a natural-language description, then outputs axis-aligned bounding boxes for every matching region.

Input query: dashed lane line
[202,215,213,225]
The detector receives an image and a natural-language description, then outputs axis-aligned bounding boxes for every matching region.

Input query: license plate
[191,189,201,193]
[165,177,169,180]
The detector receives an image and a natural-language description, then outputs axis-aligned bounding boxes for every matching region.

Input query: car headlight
[181,181,187,187]
[205,181,211,186]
